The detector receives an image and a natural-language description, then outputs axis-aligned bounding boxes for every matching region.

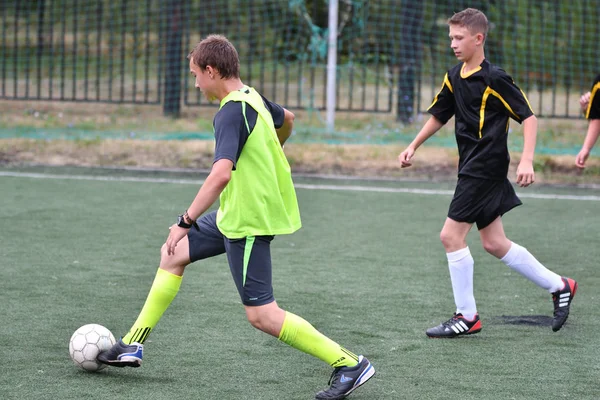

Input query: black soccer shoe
[552,277,578,332]
[426,313,482,338]
[97,339,143,367]
[315,355,375,400]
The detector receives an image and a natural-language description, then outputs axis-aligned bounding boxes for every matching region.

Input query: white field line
[2,171,600,201]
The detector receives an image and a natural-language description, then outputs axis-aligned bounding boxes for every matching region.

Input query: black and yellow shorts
[448,176,522,230]
[187,211,275,306]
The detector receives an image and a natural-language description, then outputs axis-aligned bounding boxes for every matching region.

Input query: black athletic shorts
[447,176,522,230]
[187,211,275,306]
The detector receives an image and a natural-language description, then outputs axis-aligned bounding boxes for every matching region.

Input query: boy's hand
[516,160,535,187]
[580,91,591,113]
[165,225,189,256]
[398,147,416,168]
[575,148,590,169]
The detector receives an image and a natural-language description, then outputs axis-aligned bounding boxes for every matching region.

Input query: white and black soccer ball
[69,324,116,372]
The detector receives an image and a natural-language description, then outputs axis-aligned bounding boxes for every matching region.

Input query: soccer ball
[69,324,116,372]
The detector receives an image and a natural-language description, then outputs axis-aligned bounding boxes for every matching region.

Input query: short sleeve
[491,70,534,123]
[427,73,455,124]
[213,102,248,167]
[586,74,600,120]
[259,94,285,128]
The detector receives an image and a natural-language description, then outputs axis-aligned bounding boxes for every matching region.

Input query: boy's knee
[481,238,509,258]
[439,230,449,246]
[245,305,282,334]
[159,243,171,263]
[246,310,267,330]
[440,229,458,249]
[159,243,188,274]
[481,239,495,254]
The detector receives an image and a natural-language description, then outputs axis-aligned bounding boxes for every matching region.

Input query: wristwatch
[177,214,193,229]
[177,212,199,230]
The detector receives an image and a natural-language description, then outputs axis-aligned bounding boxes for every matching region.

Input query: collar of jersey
[460,63,482,79]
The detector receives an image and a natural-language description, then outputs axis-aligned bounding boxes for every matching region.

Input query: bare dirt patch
[2,99,599,185]
[2,138,599,185]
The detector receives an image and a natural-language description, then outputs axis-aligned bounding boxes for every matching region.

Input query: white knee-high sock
[501,242,563,293]
[447,247,477,320]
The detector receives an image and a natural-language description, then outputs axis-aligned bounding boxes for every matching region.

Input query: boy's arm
[164,103,241,255]
[400,72,454,168]
[398,116,445,167]
[516,115,537,187]
[186,159,232,221]
[165,158,233,255]
[276,108,294,146]
[576,119,600,169]
[261,95,293,147]
[575,75,600,168]
[490,71,537,186]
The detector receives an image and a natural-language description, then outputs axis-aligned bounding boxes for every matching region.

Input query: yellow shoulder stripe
[586,82,600,119]
[427,73,453,110]
[478,87,521,138]
[444,74,453,93]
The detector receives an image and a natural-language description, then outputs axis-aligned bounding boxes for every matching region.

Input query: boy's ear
[475,32,484,46]
[205,65,215,78]
[205,65,221,79]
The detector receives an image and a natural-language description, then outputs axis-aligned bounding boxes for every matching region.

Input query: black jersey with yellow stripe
[428,59,534,180]
[586,74,600,120]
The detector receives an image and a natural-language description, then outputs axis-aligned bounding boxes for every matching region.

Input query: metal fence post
[163,0,183,117]
[397,1,423,124]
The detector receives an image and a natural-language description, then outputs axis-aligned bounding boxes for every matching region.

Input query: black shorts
[187,211,275,306]
[447,176,522,230]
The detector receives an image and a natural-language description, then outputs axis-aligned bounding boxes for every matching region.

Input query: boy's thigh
[188,211,227,262]
[441,217,473,238]
[448,177,521,230]
[225,235,275,306]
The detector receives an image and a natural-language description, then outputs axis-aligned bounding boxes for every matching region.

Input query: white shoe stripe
[346,364,375,397]
[356,363,375,386]
[560,293,570,298]
[451,325,461,334]
[459,321,469,331]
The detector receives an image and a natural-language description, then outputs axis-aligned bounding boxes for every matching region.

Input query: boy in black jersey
[398,8,577,338]
[575,74,600,168]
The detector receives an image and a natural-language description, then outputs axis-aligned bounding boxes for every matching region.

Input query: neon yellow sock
[278,312,358,368]
[122,268,182,344]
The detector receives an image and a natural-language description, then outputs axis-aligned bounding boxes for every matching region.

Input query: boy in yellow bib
[98,35,374,400]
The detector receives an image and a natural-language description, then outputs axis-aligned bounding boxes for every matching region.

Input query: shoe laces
[442,313,462,327]
[327,367,343,387]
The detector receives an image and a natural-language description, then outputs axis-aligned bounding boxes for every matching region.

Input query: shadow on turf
[492,315,553,326]
[72,369,178,384]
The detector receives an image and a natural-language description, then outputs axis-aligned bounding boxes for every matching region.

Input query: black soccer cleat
[426,313,482,338]
[315,355,375,400]
[551,277,578,332]
[97,339,143,367]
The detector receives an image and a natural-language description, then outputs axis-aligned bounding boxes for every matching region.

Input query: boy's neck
[462,51,485,74]
[216,79,246,101]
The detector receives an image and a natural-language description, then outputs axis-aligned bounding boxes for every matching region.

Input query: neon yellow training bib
[216,87,302,239]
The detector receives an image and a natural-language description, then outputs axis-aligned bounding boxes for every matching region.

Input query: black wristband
[177,214,192,229]
[179,212,200,231]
